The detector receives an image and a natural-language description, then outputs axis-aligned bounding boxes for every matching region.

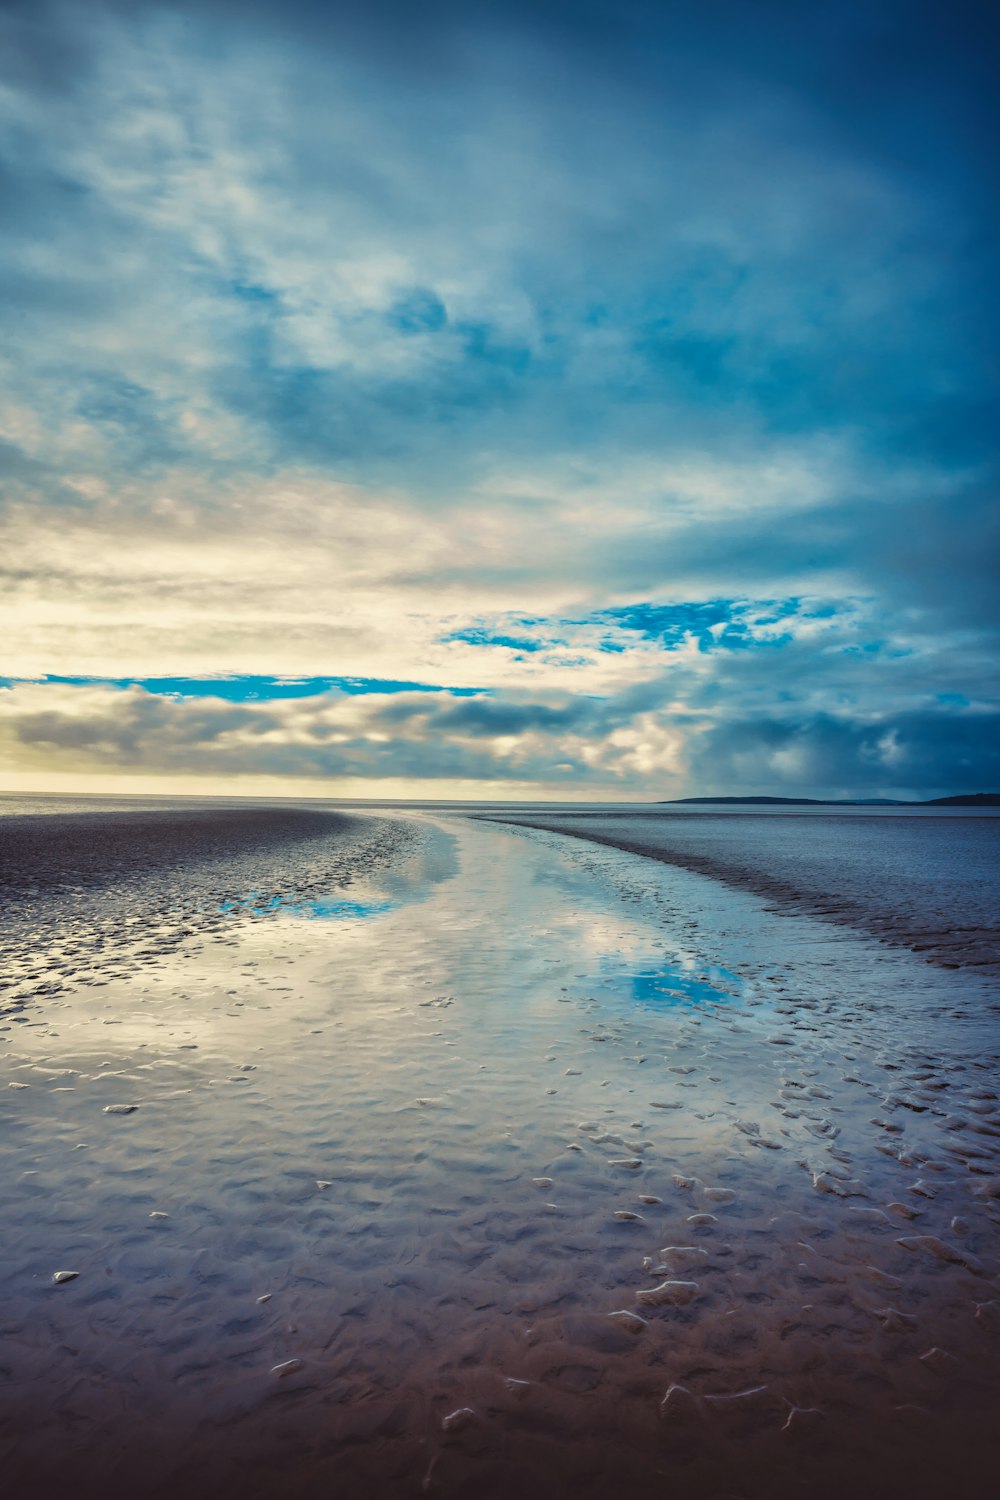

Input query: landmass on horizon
[660,792,1000,806]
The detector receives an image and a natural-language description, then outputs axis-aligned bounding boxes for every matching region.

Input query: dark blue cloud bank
[0,0,996,795]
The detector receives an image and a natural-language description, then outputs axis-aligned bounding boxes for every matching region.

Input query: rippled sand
[479,805,1000,974]
[2,809,999,1498]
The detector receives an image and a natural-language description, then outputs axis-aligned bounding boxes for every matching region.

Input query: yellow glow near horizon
[0,768,650,803]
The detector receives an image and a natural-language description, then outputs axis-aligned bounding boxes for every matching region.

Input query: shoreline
[474,810,1000,976]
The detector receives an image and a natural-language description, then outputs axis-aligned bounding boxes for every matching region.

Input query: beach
[2,800,1000,1498]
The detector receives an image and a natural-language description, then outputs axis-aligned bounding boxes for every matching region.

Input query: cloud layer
[1,0,997,797]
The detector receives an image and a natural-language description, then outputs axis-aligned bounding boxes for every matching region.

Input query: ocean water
[1,799,999,1498]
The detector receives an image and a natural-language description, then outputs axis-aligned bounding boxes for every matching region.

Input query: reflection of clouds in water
[221,817,459,924]
[515,840,749,1014]
[537,895,745,1013]
[549,907,652,962]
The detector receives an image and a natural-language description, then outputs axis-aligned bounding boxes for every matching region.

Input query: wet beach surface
[476,806,1000,975]
[2,804,1000,1498]
[0,804,415,1008]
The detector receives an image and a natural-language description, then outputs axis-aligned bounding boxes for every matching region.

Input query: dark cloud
[379,695,590,738]
[2,677,994,796]
[691,709,1000,798]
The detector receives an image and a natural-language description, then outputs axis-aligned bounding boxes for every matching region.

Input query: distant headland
[658,793,1000,807]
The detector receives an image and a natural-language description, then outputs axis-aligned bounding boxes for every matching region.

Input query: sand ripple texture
[478,805,1000,974]
[1,807,1000,1499]
[0,803,416,1009]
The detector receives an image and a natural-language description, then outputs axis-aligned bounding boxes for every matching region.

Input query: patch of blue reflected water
[218,888,401,922]
[625,964,745,1010]
[571,955,748,1013]
[265,893,398,921]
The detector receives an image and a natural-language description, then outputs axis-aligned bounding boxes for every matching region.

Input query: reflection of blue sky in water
[277,893,397,920]
[625,964,744,1010]
[570,953,747,1014]
[221,882,407,918]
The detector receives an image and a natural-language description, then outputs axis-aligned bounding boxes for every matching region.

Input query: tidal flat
[2,799,1000,1499]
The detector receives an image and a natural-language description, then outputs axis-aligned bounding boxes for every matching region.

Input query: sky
[0,0,997,800]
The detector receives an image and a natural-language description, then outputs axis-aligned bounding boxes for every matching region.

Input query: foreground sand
[2,810,999,1498]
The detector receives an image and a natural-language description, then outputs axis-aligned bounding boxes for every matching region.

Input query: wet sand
[2,806,1000,1498]
[476,806,1000,974]
[0,805,415,1008]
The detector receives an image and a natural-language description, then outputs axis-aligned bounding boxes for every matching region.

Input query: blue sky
[0,0,997,798]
